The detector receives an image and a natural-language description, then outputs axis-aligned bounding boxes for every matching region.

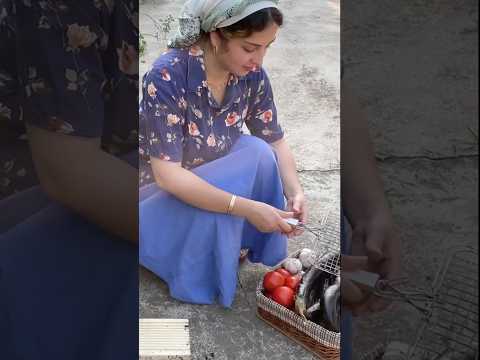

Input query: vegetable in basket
[295,257,341,332]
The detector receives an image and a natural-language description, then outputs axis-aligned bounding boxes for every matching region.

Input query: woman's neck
[201,43,230,86]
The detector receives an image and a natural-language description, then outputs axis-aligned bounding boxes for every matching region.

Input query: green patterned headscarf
[168,0,280,48]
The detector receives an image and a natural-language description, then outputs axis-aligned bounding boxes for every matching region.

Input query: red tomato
[275,268,291,278]
[285,275,301,291]
[263,271,285,292]
[272,286,295,308]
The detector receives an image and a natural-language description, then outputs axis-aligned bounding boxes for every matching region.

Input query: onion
[298,248,315,269]
[282,258,302,275]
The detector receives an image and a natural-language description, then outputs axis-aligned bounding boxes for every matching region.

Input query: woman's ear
[209,31,222,50]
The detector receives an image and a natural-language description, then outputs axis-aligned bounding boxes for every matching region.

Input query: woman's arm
[151,157,295,234]
[270,138,308,232]
[27,124,138,243]
[341,82,401,314]
[341,83,390,227]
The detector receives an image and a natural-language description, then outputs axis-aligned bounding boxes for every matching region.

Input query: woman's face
[216,22,279,77]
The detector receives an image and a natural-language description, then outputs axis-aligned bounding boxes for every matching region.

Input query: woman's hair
[218,7,283,39]
[200,7,283,43]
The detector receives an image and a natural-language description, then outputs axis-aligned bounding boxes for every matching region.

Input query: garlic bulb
[282,258,302,274]
[298,248,315,269]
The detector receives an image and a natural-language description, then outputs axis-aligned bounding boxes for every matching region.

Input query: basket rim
[256,278,340,349]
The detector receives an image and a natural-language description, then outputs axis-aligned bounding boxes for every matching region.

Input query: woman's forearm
[150,158,254,218]
[271,138,303,198]
[341,83,390,224]
[27,124,138,243]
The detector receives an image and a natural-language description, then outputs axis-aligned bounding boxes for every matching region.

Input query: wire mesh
[303,207,341,276]
[359,246,478,360]
[372,278,435,316]
[405,246,479,360]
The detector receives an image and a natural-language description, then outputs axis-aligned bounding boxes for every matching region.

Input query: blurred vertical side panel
[0,1,139,359]
[341,0,478,359]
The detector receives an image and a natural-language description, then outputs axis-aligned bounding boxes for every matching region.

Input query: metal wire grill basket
[360,245,478,360]
[303,207,341,276]
[256,207,342,359]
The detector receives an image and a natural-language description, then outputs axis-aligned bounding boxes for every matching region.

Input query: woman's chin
[237,68,252,77]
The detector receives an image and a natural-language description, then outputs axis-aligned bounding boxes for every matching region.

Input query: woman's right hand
[246,201,295,234]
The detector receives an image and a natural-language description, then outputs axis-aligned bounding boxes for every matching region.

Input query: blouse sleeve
[139,64,186,162]
[245,68,284,143]
[10,1,116,137]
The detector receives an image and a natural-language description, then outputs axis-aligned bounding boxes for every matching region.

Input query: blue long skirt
[0,189,137,358]
[139,135,288,308]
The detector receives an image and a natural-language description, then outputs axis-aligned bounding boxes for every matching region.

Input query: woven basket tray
[256,251,340,359]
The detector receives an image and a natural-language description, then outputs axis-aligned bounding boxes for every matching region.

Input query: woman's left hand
[347,211,402,316]
[286,192,308,237]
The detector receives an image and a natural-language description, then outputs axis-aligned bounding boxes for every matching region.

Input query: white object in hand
[282,258,303,275]
[298,248,315,269]
[285,218,300,226]
[342,270,380,292]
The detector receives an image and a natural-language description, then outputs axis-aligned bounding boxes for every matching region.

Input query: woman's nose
[252,49,266,67]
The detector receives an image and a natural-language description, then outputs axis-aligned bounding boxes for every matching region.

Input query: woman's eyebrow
[245,38,276,47]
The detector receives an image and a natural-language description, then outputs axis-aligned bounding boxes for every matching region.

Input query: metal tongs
[342,270,436,315]
[285,218,321,237]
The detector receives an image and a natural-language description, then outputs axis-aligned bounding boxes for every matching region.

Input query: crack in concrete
[376,154,479,162]
[298,168,340,173]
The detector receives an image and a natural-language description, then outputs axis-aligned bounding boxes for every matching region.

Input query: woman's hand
[341,255,370,306]
[246,201,295,235]
[286,192,308,237]
[343,211,402,316]
[270,138,306,238]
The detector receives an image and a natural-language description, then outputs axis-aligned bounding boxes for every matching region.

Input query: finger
[292,198,302,213]
[278,219,293,234]
[299,214,307,224]
[350,295,373,317]
[341,278,367,305]
[298,207,307,224]
[277,210,295,219]
[341,255,369,271]
[294,200,308,224]
[365,231,385,263]
[365,295,392,313]
[293,227,304,236]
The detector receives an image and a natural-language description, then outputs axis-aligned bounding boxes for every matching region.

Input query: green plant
[141,14,175,43]
[139,33,147,58]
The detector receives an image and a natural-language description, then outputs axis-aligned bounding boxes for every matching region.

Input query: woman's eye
[243,47,255,53]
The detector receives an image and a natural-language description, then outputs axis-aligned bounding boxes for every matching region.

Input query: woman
[139,0,308,307]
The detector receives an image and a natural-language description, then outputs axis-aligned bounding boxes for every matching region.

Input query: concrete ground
[139,0,340,359]
[343,0,478,358]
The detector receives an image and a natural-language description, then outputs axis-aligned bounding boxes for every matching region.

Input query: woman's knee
[238,135,276,163]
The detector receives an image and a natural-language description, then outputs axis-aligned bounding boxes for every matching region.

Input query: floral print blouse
[0,0,139,157]
[139,45,284,185]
